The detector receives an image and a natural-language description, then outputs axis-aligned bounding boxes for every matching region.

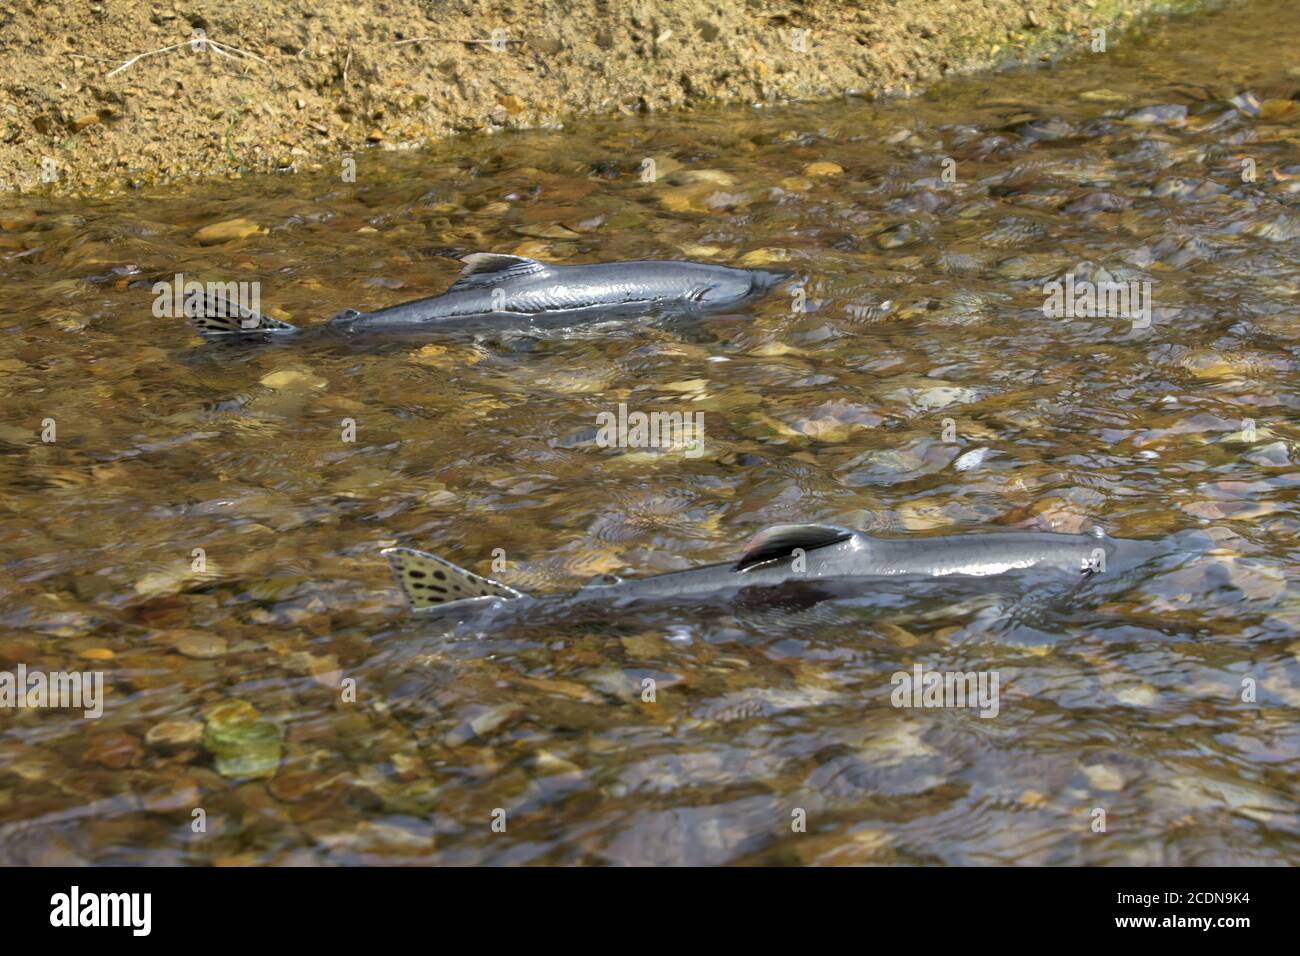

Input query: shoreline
[1,0,1210,197]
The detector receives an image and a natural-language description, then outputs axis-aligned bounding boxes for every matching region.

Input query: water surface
[1,0,1298,864]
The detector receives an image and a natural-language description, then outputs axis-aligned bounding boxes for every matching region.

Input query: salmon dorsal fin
[447,253,549,292]
[734,524,855,572]
[576,572,624,595]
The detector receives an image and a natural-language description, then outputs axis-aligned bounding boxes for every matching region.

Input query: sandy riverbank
[0,0,1206,195]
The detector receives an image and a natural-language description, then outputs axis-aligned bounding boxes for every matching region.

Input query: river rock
[203,699,283,779]
[145,719,205,752]
[193,219,265,245]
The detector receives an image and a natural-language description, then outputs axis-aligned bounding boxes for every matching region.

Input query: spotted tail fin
[382,547,527,611]
[183,289,298,337]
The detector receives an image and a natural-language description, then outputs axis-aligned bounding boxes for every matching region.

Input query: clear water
[1,0,1297,864]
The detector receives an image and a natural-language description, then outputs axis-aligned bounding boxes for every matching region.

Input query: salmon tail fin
[183,289,298,337]
[382,546,527,611]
